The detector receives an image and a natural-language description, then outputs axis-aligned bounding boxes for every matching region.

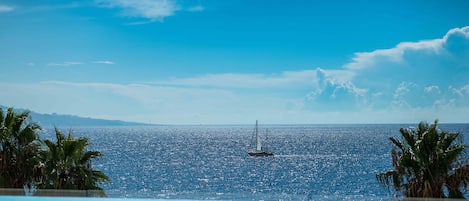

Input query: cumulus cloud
[96,0,180,22]
[343,27,469,93]
[303,68,367,110]
[0,5,14,12]
[347,27,468,75]
[344,36,446,71]
[297,26,469,122]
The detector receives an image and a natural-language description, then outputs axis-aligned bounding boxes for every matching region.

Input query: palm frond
[376,119,469,199]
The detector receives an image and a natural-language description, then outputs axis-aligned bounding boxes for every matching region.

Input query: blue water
[38,124,469,200]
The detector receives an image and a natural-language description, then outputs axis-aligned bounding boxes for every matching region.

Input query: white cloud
[48,62,83,66]
[345,48,405,70]
[444,26,469,43]
[0,5,14,12]
[94,61,115,65]
[302,26,469,120]
[340,26,468,100]
[424,85,440,93]
[451,85,469,97]
[96,0,180,21]
[148,70,318,89]
[393,82,415,99]
[1,80,290,124]
[345,37,444,71]
[2,26,469,124]
[48,60,115,66]
[391,82,417,108]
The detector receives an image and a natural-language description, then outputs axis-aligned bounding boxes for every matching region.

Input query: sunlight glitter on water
[34,124,469,200]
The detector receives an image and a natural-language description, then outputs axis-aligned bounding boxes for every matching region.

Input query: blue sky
[1,0,468,124]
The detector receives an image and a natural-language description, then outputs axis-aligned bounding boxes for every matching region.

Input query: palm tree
[376,120,469,198]
[0,107,42,188]
[40,127,110,196]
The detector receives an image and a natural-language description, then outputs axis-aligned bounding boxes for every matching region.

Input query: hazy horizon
[2,105,467,126]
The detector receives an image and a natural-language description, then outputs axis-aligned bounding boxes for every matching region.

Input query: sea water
[37,124,469,200]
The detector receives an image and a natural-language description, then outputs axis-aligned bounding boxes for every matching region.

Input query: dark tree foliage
[0,107,110,196]
[377,120,469,198]
[0,108,42,188]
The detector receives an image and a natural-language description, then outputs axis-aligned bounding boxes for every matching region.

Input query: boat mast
[256,120,262,151]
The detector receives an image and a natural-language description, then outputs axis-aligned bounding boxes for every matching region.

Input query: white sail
[248,120,273,157]
[255,120,262,151]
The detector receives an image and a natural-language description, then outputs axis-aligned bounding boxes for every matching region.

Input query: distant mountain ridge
[0,105,155,127]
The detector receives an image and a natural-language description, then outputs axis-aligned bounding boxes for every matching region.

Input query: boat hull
[248,151,274,157]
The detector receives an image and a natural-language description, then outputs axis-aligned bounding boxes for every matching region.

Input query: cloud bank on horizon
[1,26,468,124]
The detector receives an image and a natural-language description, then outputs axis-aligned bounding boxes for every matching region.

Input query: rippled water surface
[40,124,469,200]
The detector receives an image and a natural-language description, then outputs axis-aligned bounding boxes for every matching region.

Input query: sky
[1,0,469,124]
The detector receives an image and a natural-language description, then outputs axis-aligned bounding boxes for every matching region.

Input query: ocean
[39,124,469,200]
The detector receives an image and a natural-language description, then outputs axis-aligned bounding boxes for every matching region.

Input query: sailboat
[248,120,274,157]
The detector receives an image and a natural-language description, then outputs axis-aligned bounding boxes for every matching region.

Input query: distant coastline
[0,105,157,127]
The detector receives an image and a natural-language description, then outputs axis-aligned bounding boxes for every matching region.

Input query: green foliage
[0,107,110,196]
[39,128,110,195]
[376,120,469,198]
[0,107,42,188]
